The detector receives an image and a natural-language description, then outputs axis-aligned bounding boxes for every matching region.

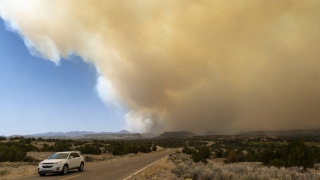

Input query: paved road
[15,149,176,180]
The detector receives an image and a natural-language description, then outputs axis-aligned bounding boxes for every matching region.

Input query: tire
[38,173,46,176]
[61,164,68,175]
[78,162,84,171]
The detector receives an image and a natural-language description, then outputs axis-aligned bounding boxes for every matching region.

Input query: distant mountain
[267,129,320,137]
[28,130,132,137]
[116,130,132,134]
[140,133,157,139]
[82,133,144,140]
[204,131,222,136]
[235,129,320,138]
[28,131,95,137]
[238,131,268,136]
[155,131,195,139]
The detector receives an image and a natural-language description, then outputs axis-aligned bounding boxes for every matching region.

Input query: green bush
[139,144,151,153]
[53,140,70,152]
[77,144,101,155]
[269,159,286,168]
[191,146,211,163]
[0,145,27,162]
[152,144,157,151]
[42,143,54,151]
[182,146,195,155]
[215,149,223,158]
[284,140,313,170]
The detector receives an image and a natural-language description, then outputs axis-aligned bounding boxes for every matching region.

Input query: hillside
[267,129,320,137]
[155,131,195,139]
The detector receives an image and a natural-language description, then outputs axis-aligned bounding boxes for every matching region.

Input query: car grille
[42,165,53,168]
[42,163,54,168]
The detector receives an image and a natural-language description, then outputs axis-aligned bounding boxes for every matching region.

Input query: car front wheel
[78,162,84,171]
[61,165,68,175]
[38,173,45,176]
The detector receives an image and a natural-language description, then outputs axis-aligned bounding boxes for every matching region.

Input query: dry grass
[0,162,38,180]
[132,157,179,180]
[26,151,53,161]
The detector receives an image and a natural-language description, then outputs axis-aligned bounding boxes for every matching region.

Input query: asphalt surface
[15,149,176,180]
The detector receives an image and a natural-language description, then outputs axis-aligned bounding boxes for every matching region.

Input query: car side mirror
[69,156,73,159]
[47,156,50,159]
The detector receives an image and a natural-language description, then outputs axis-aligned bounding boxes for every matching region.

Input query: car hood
[41,159,65,164]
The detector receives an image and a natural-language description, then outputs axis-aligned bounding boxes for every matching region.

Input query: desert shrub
[227,150,237,163]
[42,143,54,151]
[53,140,70,152]
[23,155,38,162]
[25,143,39,151]
[183,146,196,155]
[152,144,157,151]
[191,146,211,163]
[77,144,101,155]
[215,149,223,158]
[236,151,246,162]
[139,144,151,153]
[154,139,187,148]
[0,145,27,162]
[223,150,230,158]
[0,169,10,177]
[84,155,93,162]
[19,137,33,144]
[171,153,320,180]
[284,140,314,170]
[112,143,136,155]
[269,159,286,168]
[9,136,23,141]
[0,136,6,141]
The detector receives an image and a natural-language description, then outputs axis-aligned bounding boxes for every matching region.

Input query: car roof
[55,151,81,154]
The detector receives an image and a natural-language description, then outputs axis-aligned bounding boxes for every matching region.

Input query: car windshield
[48,153,69,159]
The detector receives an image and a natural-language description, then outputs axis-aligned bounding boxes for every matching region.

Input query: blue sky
[0,18,126,136]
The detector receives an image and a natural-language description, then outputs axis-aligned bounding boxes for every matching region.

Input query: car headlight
[54,161,63,165]
[39,162,43,166]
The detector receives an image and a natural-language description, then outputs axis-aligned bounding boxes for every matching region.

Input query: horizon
[1,1,320,136]
[4,128,320,137]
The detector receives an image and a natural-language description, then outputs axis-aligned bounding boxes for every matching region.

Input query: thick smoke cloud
[1,0,320,134]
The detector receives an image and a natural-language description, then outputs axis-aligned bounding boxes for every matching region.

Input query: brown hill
[155,131,195,139]
[267,129,320,137]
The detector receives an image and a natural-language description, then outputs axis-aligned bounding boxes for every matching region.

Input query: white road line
[123,156,165,180]
[59,174,81,180]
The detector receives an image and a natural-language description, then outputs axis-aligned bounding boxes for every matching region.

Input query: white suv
[38,151,84,176]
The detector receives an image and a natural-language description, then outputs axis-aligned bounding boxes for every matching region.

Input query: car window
[73,153,80,158]
[70,153,80,158]
[48,153,69,159]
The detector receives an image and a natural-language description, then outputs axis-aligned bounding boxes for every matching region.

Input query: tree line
[220,140,319,170]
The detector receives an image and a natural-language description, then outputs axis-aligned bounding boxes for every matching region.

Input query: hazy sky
[1,0,320,136]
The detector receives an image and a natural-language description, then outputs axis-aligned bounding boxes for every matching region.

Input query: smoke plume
[1,0,320,134]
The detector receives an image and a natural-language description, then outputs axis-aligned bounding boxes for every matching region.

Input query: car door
[68,153,77,168]
[72,153,81,167]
